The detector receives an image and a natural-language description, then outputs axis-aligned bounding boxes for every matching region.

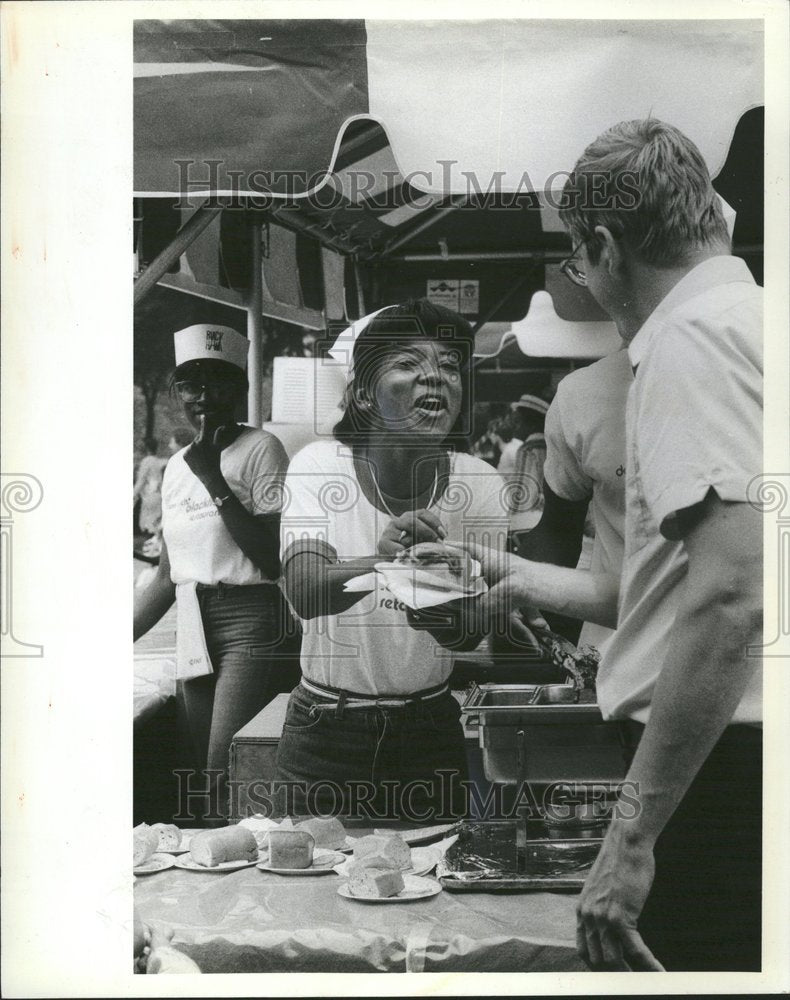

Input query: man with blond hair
[463,118,762,971]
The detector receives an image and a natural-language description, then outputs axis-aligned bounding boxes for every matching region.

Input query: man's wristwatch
[212,494,232,508]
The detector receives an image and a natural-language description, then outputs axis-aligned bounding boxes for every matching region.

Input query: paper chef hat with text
[174,324,249,371]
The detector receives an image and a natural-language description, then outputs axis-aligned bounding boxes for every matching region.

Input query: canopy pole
[247,218,264,427]
[375,196,468,258]
[396,250,569,263]
[133,203,222,306]
[353,257,367,317]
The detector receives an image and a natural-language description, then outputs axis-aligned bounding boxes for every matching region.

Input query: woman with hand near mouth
[275,299,510,821]
[134,324,299,824]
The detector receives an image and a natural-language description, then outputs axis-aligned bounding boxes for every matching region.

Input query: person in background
[136,428,194,560]
[471,423,500,467]
[517,348,631,648]
[461,119,762,972]
[507,394,549,532]
[134,324,301,823]
[275,299,510,820]
[134,442,167,538]
[490,416,522,480]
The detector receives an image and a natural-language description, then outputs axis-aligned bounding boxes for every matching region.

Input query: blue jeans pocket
[281,692,327,733]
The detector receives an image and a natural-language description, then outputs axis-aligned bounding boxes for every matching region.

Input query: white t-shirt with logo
[543,349,632,651]
[280,441,509,695]
[162,426,289,586]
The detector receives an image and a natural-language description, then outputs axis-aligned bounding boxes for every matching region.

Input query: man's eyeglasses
[560,240,588,287]
[174,379,236,402]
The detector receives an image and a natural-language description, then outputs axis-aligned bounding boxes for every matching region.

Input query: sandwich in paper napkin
[344,543,487,609]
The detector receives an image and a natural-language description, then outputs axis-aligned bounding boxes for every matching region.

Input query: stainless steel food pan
[461,683,626,783]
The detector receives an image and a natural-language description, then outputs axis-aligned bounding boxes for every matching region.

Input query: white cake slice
[347,863,405,898]
[188,826,258,867]
[238,815,281,851]
[133,824,159,867]
[267,830,315,868]
[294,816,347,850]
[352,833,411,870]
[151,823,181,852]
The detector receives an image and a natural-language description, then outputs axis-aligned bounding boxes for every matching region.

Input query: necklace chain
[368,464,440,519]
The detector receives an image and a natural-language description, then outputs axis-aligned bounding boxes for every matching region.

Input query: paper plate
[338,874,441,903]
[174,852,262,872]
[257,849,344,875]
[133,853,176,875]
[333,846,441,878]
[385,824,460,846]
[344,560,486,610]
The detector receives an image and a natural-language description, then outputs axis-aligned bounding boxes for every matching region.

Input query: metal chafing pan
[437,820,604,892]
[461,682,626,783]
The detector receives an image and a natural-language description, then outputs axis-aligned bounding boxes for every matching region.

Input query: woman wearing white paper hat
[134,324,300,822]
[275,299,512,821]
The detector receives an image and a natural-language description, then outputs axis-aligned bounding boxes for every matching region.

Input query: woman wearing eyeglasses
[134,324,300,823]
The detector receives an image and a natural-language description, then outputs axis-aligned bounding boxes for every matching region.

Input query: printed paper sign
[426,279,479,314]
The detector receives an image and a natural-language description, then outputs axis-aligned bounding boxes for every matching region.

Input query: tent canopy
[135,18,763,198]
[134,18,764,397]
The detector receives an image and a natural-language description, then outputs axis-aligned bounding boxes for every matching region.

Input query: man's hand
[576,822,664,971]
[377,509,447,557]
[444,540,537,623]
[445,538,618,630]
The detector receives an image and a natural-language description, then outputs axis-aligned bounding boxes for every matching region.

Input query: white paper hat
[174,324,248,371]
[327,306,390,380]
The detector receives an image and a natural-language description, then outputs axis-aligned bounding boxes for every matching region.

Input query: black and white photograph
[2,1,789,995]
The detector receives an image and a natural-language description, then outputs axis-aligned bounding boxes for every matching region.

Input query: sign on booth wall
[426,279,479,314]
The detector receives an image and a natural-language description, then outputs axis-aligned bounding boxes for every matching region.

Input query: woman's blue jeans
[181,583,301,823]
[273,684,469,822]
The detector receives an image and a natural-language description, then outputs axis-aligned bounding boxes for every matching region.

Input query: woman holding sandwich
[276,299,510,821]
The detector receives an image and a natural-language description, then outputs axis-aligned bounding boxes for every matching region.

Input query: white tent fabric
[365,19,763,194]
[512,291,621,358]
[135,19,763,198]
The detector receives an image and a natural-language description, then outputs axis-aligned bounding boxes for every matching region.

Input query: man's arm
[515,480,590,641]
[516,481,588,567]
[576,490,762,970]
[466,545,620,630]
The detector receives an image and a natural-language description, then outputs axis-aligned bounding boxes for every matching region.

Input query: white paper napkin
[344,560,486,610]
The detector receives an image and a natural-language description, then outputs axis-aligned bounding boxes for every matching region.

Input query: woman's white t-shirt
[162,426,289,586]
[280,441,509,695]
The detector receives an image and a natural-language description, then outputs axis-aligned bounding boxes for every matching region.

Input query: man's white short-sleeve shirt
[598,256,763,725]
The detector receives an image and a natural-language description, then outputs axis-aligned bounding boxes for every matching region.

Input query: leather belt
[299,676,449,709]
[195,581,275,595]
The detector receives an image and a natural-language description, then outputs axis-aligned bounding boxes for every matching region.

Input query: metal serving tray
[461,683,626,783]
[437,820,603,892]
